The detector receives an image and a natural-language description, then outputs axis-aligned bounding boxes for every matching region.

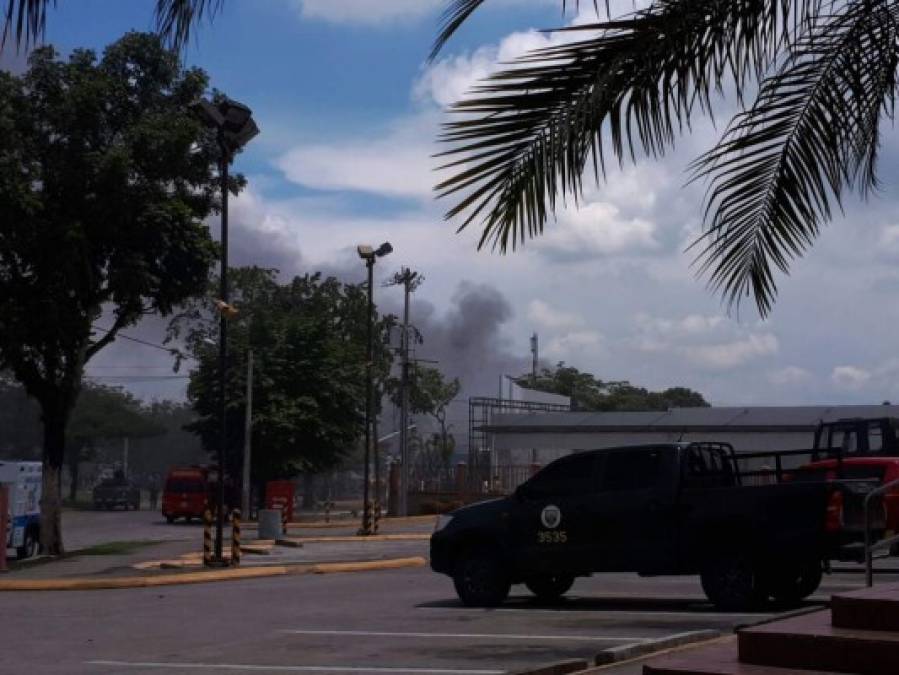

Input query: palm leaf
[430,0,604,61]
[437,0,824,255]
[154,0,223,51]
[2,0,52,50]
[691,0,898,316]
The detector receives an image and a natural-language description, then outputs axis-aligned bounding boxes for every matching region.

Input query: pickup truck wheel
[16,530,39,560]
[768,560,823,604]
[701,554,764,611]
[452,550,510,607]
[525,574,575,602]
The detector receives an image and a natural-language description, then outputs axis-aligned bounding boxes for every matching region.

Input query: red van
[161,466,212,523]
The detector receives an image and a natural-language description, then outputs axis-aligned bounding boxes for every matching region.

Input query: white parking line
[488,608,771,619]
[278,629,649,642]
[86,662,503,674]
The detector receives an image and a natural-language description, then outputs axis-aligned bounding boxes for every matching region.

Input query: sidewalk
[3,516,432,584]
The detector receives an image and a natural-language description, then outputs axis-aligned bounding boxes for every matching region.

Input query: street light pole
[241,348,253,518]
[193,97,259,565]
[216,146,229,563]
[362,257,374,535]
[356,242,392,535]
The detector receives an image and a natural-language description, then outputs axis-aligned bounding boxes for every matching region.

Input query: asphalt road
[3,561,893,675]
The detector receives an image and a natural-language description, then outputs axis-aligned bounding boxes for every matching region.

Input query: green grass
[74,540,161,556]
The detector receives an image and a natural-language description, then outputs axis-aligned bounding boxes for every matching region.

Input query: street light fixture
[194,96,259,565]
[357,241,392,535]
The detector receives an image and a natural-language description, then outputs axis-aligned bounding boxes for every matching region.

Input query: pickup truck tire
[17,529,39,560]
[767,560,823,603]
[452,549,510,607]
[700,553,764,611]
[525,574,575,602]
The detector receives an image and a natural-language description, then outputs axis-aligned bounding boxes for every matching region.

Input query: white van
[1,461,41,559]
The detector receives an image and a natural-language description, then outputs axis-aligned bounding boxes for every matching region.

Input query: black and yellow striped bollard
[202,508,213,567]
[230,509,241,567]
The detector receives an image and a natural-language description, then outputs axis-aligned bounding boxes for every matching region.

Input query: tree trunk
[40,407,68,555]
[302,473,315,509]
[68,449,80,504]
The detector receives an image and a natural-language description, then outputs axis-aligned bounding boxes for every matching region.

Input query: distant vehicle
[811,418,899,459]
[92,471,141,510]
[784,419,899,555]
[1,461,42,559]
[161,465,235,523]
[431,442,884,610]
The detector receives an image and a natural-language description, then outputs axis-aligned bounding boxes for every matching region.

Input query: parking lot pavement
[60,508,197,550]
[6,564,891,675]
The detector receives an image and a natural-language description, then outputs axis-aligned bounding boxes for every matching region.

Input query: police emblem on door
[540,504,561,529]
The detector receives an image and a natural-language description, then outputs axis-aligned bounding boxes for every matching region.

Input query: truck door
[585,446,678,573]
[510,452,601,576]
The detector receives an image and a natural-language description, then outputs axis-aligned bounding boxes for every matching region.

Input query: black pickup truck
[431,442,883,610]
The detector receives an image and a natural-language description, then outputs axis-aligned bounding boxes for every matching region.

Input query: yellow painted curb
[280,533,431,545]
[0,556,427,591]
[243,515,436,530]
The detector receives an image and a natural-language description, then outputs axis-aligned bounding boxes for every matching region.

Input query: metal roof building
[484,405,899,464]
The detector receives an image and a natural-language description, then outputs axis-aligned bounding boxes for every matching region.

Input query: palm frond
[691,0,898,316]
[1,0,52,51]
[437,0,824,255]
[154,0,223,52]
[430,0,604,61]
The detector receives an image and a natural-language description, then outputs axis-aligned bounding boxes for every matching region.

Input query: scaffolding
[467,396,570,490]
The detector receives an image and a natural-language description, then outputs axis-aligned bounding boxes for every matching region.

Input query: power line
[91,324,187,356]
[85,375,190,381]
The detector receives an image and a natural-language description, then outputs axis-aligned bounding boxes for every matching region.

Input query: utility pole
[241,349,253,517]
[530,333,539,384]
[122,437,129,478]
[399,268,419,517]
[387,267,421,517]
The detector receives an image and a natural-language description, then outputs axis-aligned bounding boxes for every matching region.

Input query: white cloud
[636,313,727,338]
[832,365,873,390]
[276,114,439,200]
[768,366,812,386]
[545,330,603,357]
[294,0,444,25]
[528,300,583,330]
[684,334,779,370]
[537,202,660,260]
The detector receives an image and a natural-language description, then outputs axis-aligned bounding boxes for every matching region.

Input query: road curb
[508,659,589,675]
[592,630,721,666]
[278,533,431,545]
[0,556,427,591]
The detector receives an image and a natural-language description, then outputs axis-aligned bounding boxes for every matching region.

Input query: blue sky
[16,1,899,409]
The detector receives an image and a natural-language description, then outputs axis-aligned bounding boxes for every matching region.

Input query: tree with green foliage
[517,363,708,412]
[169,267,395,496]
[389,365,460,465]
[0,33,232,553]
[66,383,165,502]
